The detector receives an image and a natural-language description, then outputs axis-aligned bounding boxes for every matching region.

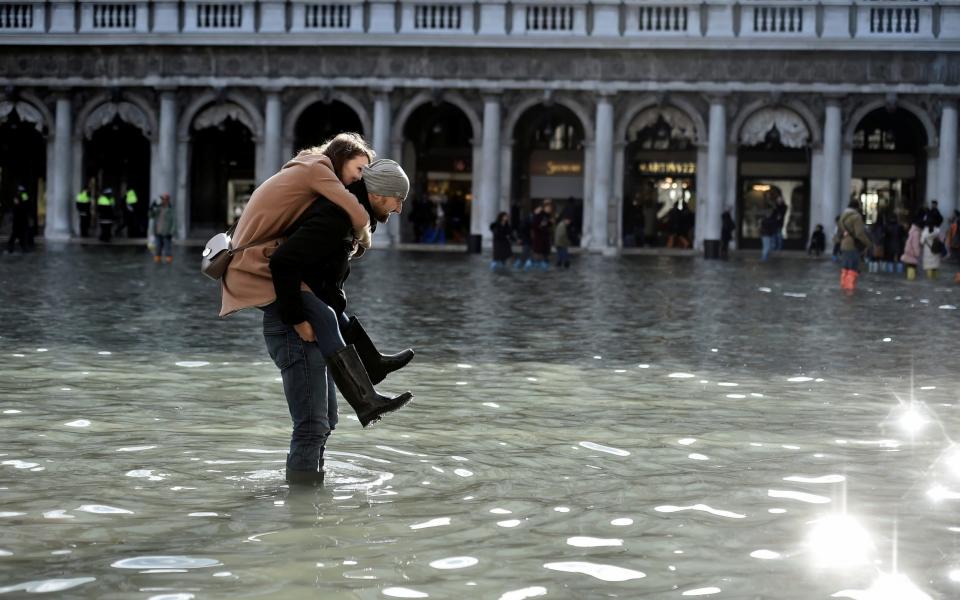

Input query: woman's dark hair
[297,132,375,181]
[497,211,508,222]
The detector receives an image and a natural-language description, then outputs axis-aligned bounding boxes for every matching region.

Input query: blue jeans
[262,292,349,471]
[773,231,784,251]
[761,236,773,261]
[556,247,570,266]
[155,234,172,258]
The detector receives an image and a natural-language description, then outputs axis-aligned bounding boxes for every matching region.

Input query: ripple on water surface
[110,556,222,569]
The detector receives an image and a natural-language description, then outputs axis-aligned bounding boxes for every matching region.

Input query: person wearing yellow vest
[76,188,91,237]
[97,188,116,242]
[116,186,139,237]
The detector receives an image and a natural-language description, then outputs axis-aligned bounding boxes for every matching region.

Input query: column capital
[940,97,960,110]
[482,90,504,102]
[822,94,845,107]
[50,88,72,101]
[372,86,394,98]
[596,90,617,101]
[705,92,730,105]
[155,84,178,94]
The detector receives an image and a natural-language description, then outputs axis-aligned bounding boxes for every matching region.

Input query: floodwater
[0,244,958,599]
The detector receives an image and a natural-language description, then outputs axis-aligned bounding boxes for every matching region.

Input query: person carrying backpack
[834,199,873,292]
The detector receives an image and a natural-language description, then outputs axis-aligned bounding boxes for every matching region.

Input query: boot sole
[360,393,414,428]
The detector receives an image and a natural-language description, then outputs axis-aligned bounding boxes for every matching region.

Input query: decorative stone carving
[626,106,697,144]
[739,107,811,148]
[0,101,45,132]
[83,101,151,139]
[192,103,255,133]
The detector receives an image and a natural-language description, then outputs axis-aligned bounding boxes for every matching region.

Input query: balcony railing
[0,3,33,29]
[527,5,574,31]
[870,6,921,33]
[753,6,803,33]
[92,3,137,29]
[1,0,956,44]
[638,6,688,32]
[305,3,351,29]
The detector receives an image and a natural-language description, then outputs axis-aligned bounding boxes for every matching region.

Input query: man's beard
[374,206,391,224]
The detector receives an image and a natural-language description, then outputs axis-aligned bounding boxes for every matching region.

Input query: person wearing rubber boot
[835,199,873,293]
[267,159,414,485]
[220,134,381,486]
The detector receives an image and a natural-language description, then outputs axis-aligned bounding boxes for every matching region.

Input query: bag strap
[841,214,857,238]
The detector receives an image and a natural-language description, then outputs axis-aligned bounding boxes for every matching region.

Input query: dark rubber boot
[326,345,413,428]
[285,458,324,486]
[342,316,414,385]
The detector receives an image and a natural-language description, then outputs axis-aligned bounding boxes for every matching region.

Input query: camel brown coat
[219,154,367,317]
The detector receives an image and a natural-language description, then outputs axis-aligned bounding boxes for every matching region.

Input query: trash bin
[703,239,721,259]
[467,234,482,254]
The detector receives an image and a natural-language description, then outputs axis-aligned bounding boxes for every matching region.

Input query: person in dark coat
[489,211,514,271]
[720,209,736,259]
[514,207,534,269]
[6,185,31,253]
[808,224,826,257]
[925,200,944,228]
[760,213,778,261]
[265,160,415,485]
[530,199,554,270]
[772,196,788,251]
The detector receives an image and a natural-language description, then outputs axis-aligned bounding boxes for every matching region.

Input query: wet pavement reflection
[0,244,958,598]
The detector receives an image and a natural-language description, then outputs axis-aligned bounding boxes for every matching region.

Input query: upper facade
[2,0,959,51]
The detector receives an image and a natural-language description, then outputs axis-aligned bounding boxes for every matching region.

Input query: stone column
[46,94,72,240]
[263,90,283,177]
[372,90,392,159]
[157,90,178,201]
[704,96,727,257]
[590,93,615,251]
[478,94,502,245]
[372,90,395,246]
[938,99,958,219]
[176,135,189,239]
[821,97,843,226]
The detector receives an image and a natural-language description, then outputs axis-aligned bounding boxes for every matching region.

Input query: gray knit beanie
[362,159,410,201]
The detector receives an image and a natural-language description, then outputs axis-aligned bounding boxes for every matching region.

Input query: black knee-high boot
[341,316,414,385]
[326,345,413,428]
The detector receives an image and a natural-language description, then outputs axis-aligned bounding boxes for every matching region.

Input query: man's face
[368,193,403,224]
[341,155,370,185]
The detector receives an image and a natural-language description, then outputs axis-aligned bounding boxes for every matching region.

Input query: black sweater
[269,182,375,325]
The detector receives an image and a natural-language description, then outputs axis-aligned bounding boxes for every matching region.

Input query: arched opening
[83,117,151,237]
[189,108,256,236]
[0,108,46,241]
[851,107,928,225]
[292,100,365,154]
[512,104,585,245]
[402,101,473,244]
[621,107,698,248]
[737,108,812,249]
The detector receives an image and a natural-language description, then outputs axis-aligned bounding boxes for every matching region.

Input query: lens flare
[807,514,874,568]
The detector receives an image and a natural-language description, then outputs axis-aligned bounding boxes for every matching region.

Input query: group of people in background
[490,198,577,271]
[76,184,176,264]
[75,185,142,243]
[827,197,959,292]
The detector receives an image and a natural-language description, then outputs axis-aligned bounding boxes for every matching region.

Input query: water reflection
[0,247,957,597]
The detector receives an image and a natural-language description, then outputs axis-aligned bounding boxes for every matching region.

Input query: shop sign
[637,161,696,175]
[544,161,582,175]
[529,151,584,177]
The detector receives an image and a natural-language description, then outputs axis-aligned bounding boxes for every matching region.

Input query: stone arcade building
[1,0,959,253]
